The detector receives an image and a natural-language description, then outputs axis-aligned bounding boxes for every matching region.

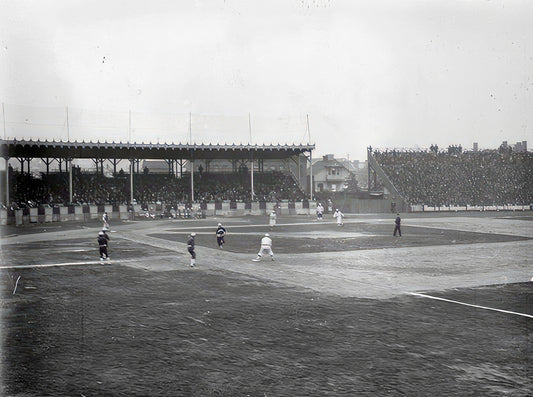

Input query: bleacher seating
[373,149,533,206]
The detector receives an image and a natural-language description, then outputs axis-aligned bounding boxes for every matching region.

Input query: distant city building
[513,141,527,152]
[473,142,478,152]
[499,140,528,153]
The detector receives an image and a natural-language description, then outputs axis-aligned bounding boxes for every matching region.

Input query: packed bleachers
[373,149,533,206]
[7,169,306,208]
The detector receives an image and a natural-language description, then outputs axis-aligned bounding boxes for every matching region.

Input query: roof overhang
[0,139,315,161]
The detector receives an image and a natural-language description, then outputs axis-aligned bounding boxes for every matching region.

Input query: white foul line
[0,261,111,269]
[410,292,533,319]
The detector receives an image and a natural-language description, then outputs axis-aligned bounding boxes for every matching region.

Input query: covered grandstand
[0,139,315,208]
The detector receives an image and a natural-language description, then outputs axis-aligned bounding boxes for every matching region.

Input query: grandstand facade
[0,139,315,209]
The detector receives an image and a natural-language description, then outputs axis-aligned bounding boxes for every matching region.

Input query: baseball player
[327,199,333,214]
[216,223,226,249]
[316,203,324,221]
[393,214,402,237]
[102,212,110,230]
[97,230,110,261]
[253,233,274,262]
[333,208,344,226]
[187,232,196,267]
[269,210,277,228]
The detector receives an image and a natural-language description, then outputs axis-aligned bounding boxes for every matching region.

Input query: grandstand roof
[0,139,314,160]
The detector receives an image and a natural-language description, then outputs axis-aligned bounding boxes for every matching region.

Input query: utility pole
[249,112,254,200]
[189,113,194,202]
[307,114,313,201]
[66,106,70,141]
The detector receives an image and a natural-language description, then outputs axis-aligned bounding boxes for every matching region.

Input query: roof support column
[4,157,9,206]
[250,151,254,201]
[41,158,54,175]
[92,158,100,175]
[177,159,184,178]
[130,159,134,205]
[17,157,30,174]
[55,158,65,173]
[110,158,121,175]
[190,151,194,203]
[165,159,172,175]
[68,158,73,204]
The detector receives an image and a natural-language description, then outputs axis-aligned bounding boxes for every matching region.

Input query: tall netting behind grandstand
[2,104,311,145]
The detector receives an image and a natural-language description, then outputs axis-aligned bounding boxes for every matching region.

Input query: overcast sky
[1,0,532,161]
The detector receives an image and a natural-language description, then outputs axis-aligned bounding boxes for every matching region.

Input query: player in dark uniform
[393,213,402,237]
[215,223,226,249]
[97,230,110,261]
[187,232,196,267]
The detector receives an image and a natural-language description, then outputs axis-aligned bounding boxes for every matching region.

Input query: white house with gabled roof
[311,154,355,192]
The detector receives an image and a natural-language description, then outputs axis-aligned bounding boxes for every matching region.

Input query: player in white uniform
[333,208,344,226]
[316,203,324,221]
[102,212,110,230]
[269,210,277,227]
[253,233,274,261]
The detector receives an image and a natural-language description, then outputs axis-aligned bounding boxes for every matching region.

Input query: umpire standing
[393,213,402,237]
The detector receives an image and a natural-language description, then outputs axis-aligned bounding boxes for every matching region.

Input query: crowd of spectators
[7,170,306,209]
[373,148,533,206]
[8,148,531,209]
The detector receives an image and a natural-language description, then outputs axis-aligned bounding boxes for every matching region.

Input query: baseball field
[1,211,532,396]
